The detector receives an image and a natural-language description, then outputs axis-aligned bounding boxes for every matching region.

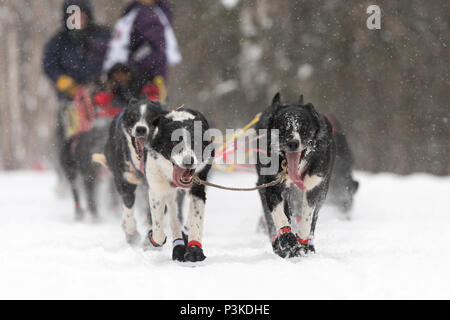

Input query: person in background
[42,0,110,195]
[43,0,110,101]
[103,0,182,104]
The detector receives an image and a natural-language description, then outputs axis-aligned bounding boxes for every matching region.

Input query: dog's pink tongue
[136,138,146,157]
[285,152,306,191]
[136,138,146,173]
[172,165,193,189]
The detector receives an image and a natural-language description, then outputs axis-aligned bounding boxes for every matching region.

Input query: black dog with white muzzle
[256,93,335,258]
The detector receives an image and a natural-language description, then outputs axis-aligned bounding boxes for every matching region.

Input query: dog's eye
[172,140,179,146]
[301,124,309,132]
[128,113,139,123]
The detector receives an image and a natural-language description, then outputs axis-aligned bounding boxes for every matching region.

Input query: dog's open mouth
[172,164,195,189]
[284,148,307,184]
[132,137,147,159]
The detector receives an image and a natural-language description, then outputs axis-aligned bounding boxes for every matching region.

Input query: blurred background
[0,0,448,175]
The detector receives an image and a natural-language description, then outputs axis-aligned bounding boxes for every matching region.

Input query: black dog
[256,93,335,258]
[59,110,110,220]
[103,99,166,244]
[147,108,213,262]
[324,114,359,215]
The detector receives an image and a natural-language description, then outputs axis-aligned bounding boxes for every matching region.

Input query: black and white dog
[103,100,164,244]
[103,100,213,262]
[147,108,213,262]
[256,93,335,258]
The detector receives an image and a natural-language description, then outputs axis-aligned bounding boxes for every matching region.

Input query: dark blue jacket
[43,24,110,85]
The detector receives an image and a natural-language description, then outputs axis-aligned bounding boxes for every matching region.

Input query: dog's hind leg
[82,172,98,218]
[70,185,83,220]
[258,189,277,239]
[61,140,83,220]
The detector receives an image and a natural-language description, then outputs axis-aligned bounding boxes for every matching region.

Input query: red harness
[324,114,338,136]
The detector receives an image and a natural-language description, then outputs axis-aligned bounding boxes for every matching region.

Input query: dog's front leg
[265,185,302,258]
[184,184,207,262]
[148,193,167,247]
[296,174,327,254]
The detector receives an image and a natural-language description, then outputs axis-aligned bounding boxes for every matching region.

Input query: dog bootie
[297,236,316,255]
[271,236,287,258]
[172,239,187,262]
[144,230,167,250]
[274,227,302,258]
[184,241,206,262]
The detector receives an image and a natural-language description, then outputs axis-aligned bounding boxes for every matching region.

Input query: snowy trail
[0,170,449,299]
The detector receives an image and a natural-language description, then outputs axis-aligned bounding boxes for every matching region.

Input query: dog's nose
[135,126,148,137]
[287,139,300,151]
[182,155,195,168]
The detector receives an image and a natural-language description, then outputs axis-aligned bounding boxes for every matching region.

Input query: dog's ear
[151,114,163,127]
[303,103,318,117]
[303,103,322,129]
[272,92,281,106]
[299,94,304,105]
[150,111,168,127]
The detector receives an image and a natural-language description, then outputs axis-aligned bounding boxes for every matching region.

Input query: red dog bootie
[147,230,167,248]
[296,236,316,254]
[184,241,206,263]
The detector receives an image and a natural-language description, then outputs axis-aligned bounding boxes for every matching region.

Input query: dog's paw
[184,243,206,263]
[300,244,316,256]
[276,231,302,258]
[143,230,167,250]
[271,237,287,258]
[74,208,84,221]
[296,236,316,256]
[172,239,187,262]
[125,232,141,246]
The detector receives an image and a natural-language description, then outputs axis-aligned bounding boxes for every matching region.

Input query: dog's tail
[92,153,142,185]
[92,153,109,169]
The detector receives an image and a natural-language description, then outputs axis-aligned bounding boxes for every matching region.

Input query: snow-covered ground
[0,170,449,299]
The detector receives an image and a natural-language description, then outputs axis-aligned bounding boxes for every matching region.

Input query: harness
[192,160,290,192]
[324,114,338,136]
[193,111,309,192]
